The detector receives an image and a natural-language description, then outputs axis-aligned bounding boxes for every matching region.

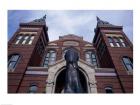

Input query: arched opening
[54,68,88,93]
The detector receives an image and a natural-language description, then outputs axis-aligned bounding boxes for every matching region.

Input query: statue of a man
[64,48,83,93]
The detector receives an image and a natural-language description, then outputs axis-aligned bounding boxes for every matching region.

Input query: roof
[19,15,49,42]
[59,34,83,40]
[20,15,47,26]
[93,17,123,43]
[96,16,120,28]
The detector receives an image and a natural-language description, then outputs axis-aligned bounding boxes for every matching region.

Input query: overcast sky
[8,10,133,43]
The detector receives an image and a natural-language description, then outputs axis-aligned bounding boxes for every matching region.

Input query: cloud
[8,10,133,43]
[45,10,98,41]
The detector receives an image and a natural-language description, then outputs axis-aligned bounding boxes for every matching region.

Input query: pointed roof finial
[96,16,100,22]
[96,16,111,26]
[30,14,46,24]
[43,14,46,20]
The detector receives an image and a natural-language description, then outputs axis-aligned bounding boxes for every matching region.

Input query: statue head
[65,48,79,63]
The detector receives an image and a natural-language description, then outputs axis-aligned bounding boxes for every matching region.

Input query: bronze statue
[64,48,83,93]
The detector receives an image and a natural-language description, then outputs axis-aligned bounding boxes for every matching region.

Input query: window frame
[114,37,121,47]
[28,84,38,93]
[15,35,23,44]
[22,35,29,44]
[119,37,127,47]
[85,51,98,67]
[108,37,114,47]
[43,50,56,67]
[28,35,35,45]
[122,56,133,72]
[105,86,113,93]
[15,34,35,45]
[8,54,20,72]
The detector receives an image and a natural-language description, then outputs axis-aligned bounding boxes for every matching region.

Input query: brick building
[8,15,133,93]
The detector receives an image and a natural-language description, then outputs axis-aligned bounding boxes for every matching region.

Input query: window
[85,51,98,67]
[108,37,114,47]
[22,36,29,44]
[122,57,133,71]
[108,36,127,48]
[28,36,35,45]
[119,38,126,47]
[114,37,120,47]
[15,35,35,45]
[49,51,56,65]
[15,36,23,44]
[29,84,38,93]
[105,87,113,93]
[8,54,20,72]
[43,53,49,67]
[43,50,56,67]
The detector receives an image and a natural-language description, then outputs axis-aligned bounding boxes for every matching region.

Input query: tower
[93,17,133,93]
[8,15,49,93]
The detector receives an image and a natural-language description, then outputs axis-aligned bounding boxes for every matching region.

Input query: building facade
[8,16,133,93]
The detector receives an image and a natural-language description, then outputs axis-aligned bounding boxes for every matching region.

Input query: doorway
[54,69,88,93]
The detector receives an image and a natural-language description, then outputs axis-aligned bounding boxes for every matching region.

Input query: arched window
[28,35,35,45]
[105,86,113,93]
[29,84,38,93]
[15,34,35,45]
[114,37,120,47]
[122,56,133,71]
[43,50,56,67]
[22,35,29,44]
[119,37,126,47]
[108,37,114,47]
[8,54,20,72]
[15,35,23,44]
[85,51,97,67]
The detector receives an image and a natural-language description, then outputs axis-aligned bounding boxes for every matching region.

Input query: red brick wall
[96,76,123,93]
[18,75,47,93]
[100,29,133,93]
[47,37,96,62]
[8,24,48,93]
[8,24,133,93]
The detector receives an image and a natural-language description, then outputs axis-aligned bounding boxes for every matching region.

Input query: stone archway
[46,59,97,93]
[54,67,88,93]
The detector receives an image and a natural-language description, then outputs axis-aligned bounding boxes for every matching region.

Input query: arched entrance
[46,59,97,93]
[54,68,88,93]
